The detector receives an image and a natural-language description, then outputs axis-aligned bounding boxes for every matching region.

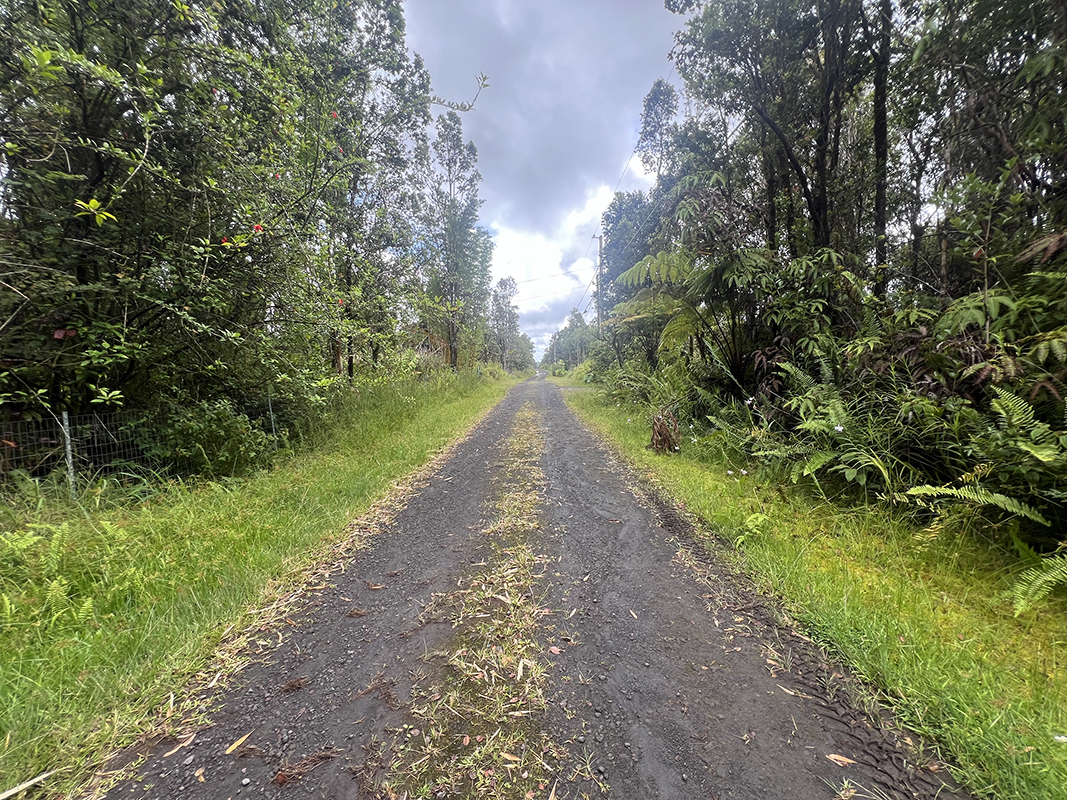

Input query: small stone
[182,756,194,766]
[242,778,250,786]
[577,735,585,743]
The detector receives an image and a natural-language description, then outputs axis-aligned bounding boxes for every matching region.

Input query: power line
[569,63,678,323]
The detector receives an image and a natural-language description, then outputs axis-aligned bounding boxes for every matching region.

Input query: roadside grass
[558,383,1067,800]
[384,403,567,799]
[0,373,514,798]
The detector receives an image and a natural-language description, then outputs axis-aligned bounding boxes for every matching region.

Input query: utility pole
[593,234,603,335]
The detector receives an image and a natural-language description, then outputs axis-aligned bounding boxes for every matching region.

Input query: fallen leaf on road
[194,768,205,783]
[463,735,470,746]
[346,607,368,617]
[225,730,253,755]
[365,582,385,590]
[826,754,856,767]
[549,646,561,655]
[630,609,638,618]
[163,733,195,758]
[501,752,520,761]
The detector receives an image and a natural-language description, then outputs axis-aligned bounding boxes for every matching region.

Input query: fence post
[267,386,278,446]
[61,411,77,499]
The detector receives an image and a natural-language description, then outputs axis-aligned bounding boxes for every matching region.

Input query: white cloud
[489,185,619,358]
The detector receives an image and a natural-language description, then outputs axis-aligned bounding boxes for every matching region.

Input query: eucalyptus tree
[671,0,871,253]
[489,277,520,370]
[421,111,492,370]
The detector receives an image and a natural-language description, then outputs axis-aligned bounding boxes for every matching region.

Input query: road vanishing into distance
[104,376,967,800]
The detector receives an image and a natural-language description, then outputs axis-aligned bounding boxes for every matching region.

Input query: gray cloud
[519,295,589,348]
[404,0,681,356]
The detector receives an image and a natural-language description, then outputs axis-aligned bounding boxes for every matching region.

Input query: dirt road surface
[103,377,967,800]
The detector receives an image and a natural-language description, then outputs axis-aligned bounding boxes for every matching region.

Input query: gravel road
[103,376,967,800]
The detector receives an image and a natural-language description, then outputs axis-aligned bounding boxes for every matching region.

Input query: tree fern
[904,484,1050,525]
[1012,554,1067,615]
[616,250,693,287]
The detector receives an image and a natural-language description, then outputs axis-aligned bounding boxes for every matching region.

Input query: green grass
[0,373,514,798]
[558,383,1067,800]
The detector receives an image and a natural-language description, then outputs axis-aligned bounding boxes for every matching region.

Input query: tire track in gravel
[101,376,969,800]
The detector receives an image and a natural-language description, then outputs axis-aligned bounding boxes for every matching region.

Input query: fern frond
[778,361,817,392]
[905,484,1050,525]
[1012,554,1067,615]
[752,441,818,459]
[790,450,837,483]
[991,386,1037,430]
[616,250,693,287]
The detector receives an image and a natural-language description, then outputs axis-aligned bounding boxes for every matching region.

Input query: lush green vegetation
[0,372,513,797]
[1,0,533,475]
[559,382,1067,800]
[544,0,1067,605]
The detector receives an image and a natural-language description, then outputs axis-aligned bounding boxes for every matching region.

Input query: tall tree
[421,111,492,370]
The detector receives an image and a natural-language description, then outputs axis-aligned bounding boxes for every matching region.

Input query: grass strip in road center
[381,404,569,800]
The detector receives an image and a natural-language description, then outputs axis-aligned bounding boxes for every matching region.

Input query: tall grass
[560,385,1067,800]
[0,372,514,797]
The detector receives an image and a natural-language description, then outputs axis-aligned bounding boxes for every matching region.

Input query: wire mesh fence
[0,411,163,494]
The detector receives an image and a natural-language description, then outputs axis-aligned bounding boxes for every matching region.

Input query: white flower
[740,469,748,475]
[745,397,754,405]
[674,446,680,451]
[627,419,631,423]
[1054,734,1067,743]
[834,425,844,432]
[727,470,734,475]
[691,437,697,443]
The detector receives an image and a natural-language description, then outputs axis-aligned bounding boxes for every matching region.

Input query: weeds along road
[104,376,967,800]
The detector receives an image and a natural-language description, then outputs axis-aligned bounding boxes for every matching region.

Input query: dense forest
[0,0,533,470]
[545,0,1067,595]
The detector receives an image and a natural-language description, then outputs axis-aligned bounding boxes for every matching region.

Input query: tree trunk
[873,0,890,285]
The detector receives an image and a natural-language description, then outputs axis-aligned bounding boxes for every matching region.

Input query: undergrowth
[0,372,514,798]
[558,382,1067,800]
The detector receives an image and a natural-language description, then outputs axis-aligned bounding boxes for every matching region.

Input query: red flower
[253,224,263,233]
[338,299,344,306]
[274,173,281,179]
[221,237,228,244]
[331,111,338,118]
[339,146,344,154]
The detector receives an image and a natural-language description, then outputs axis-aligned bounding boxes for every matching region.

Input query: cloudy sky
[403,0,683,358]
